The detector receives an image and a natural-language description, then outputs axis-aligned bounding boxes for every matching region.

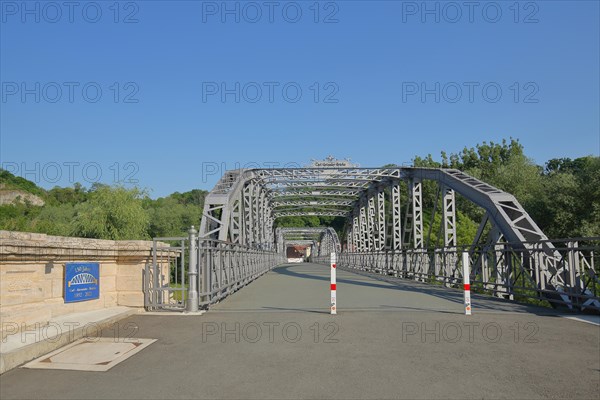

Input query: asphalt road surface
[2,263,598,399]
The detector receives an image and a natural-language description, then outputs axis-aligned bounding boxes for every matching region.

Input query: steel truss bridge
[146,165,600,313]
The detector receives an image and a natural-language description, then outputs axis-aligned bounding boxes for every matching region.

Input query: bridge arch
[198,164,599,311]
[199,166,553,253]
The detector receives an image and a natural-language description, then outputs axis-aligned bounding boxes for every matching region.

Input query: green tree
[146,197,203,237]
[576,157,600,236]
[423,208,479,248]
[531,172,578,238]
[492,152,544,207]
[535,156,600,238]
[71,186,150,240]
[47,183,88,205]
[143,189,207,237]
[0,201,42,231]
[31,204,76,236]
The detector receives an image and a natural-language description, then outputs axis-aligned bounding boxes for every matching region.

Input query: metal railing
[197,238,286,307]
[315,238,600,312]
[145,227,286,311]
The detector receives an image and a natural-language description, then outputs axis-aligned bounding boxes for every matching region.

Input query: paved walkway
[1,263,599,399]
[1,307,138,374]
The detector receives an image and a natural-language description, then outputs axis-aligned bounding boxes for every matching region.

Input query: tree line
[0,138,598,242]
[0,171,207,240]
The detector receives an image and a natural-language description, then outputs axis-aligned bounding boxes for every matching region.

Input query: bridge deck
[212,262,550,314]
[1,263,598,399]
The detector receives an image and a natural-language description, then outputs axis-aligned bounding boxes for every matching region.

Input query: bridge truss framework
[146,165,599,312]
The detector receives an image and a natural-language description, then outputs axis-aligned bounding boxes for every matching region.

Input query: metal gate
[144,237,188,311]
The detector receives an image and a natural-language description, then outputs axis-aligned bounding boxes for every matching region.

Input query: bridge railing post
[187,226,199,312]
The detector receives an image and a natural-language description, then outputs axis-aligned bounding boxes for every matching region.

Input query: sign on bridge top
[307,156,359,168]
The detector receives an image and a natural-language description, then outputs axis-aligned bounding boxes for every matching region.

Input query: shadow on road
[273,264,561,316]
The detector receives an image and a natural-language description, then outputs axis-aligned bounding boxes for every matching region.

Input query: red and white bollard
[462,252,472,315]
[330,252,337,315]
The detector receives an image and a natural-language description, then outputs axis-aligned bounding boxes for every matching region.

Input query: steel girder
[411,179,424,249]
[367,196,376,251]
[391,183,402,250]
[277,227,330,235]
[254,168,402,181]
[269,188,362,198]
[442,185,457,248]
[376,189,386,251]
[284,240,317,246]
[399,180,424,249]
[273,199,354,208]
[268,181,371,189]
[352,216,359,252]
[358,203,368,252]
[273,210,348,218]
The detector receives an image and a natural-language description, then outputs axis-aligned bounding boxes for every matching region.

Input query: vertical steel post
[187,226,199,312]
[442,185,457,247]
[402,182,413,248]
[358,205,366,252]
[353,215,360,252]
[367,195,376,252]
[244,183,254,247]
[391,183,402,251]
[376,189,386,251]
[412,180,423,249]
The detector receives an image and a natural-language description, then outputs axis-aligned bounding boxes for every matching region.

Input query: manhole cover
[22,338,157,372]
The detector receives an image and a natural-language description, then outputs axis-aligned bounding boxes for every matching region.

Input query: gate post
[187,226,199,312]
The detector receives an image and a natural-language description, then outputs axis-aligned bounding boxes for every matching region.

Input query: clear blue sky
[1,0,599,197]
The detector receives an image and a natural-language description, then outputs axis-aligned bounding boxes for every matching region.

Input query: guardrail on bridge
[314,238,600,312]
[145,227,286,312]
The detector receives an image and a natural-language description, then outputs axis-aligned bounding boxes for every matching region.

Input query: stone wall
[0,231,175,339]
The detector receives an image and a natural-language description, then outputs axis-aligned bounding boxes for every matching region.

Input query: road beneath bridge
[2,263,599,399]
